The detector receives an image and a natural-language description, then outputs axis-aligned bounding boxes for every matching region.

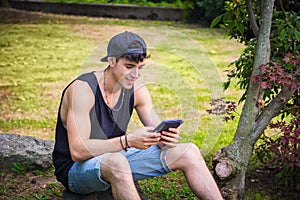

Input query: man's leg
[166,143,223,200]
[101,153,141,200]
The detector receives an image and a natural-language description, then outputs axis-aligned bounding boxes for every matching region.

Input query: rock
[0,133,54,171]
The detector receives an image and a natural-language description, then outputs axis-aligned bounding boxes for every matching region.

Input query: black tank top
[52,72,134,189]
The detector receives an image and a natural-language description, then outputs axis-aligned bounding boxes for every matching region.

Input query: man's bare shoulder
[62,80,95,110]
[65,80,93,97]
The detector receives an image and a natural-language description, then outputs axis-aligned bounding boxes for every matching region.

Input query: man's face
[111,57,146,89]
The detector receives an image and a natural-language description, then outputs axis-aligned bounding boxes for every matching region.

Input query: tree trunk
[212,1,275,199]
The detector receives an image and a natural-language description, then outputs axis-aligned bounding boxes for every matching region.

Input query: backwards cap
[100,31,147,62]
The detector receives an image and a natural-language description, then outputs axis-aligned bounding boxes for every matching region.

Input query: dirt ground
[245,166,299,200]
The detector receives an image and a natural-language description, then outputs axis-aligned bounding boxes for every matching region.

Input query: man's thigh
[68,154,111,194]
[122,145,173,180]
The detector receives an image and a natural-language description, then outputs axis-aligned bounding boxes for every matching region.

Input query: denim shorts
[68,145,172,194]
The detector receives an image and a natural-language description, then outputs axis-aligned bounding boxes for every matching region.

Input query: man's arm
[64,81,123,161]
[134,85,161,127]
[134,85,180,148]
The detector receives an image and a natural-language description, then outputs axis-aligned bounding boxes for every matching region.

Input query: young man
[52,31,223,200]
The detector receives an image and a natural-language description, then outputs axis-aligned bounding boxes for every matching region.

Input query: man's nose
[131,67,139,77]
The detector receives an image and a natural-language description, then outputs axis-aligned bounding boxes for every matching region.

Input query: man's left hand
[159,127,181,148]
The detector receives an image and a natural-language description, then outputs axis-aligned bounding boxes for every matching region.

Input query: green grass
[0,22,91,139]
[0,9,245,199]
[140,171,197,200]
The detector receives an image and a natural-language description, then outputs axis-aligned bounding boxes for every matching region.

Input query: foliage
[182,0,225,23]
[210,0,257,43]
[33,170,45,176]
[255,116,300,188]
[47,0,226,23]
[206,98,238,122]
[250,53,300,107]
[216,1,300,112]
[212,0,299,43]
[11,162,30,174]
[249,54,300,171]
[216,2,300,102]
[47,0,183,7]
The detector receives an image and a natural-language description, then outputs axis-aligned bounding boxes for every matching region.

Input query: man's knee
[181,143,202,161]
[169,143,203,170]
[101,153,132,182]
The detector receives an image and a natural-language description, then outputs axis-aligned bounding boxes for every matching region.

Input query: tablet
[153,119,184,133]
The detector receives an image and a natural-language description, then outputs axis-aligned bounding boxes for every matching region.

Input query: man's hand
[159,127,181,148]
[127,127,161,150]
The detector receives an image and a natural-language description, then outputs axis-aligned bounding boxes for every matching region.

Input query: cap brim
[100,56,108,62]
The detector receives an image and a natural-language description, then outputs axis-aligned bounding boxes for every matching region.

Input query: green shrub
[182,0,225,24]
[47,0,183,7]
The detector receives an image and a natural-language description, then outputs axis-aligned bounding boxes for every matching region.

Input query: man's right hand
[127,127,161,150]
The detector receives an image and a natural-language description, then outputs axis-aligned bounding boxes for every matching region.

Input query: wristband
[125,135,130,148]
[120,136,127,152]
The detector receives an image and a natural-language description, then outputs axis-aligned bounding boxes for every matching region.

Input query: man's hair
[116,40,150,63]
[117,52,149,63]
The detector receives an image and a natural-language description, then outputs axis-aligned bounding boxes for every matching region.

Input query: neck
[102,67,125,110]
[103,67,122,95]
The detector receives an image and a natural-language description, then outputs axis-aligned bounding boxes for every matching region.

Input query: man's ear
[107,57,116,66]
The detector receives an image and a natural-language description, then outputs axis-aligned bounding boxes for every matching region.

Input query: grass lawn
[0,8,249,199]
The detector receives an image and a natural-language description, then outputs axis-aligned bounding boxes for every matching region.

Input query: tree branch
[246,0,259,37]
[254,86,297,141]
[279,0,287,18]
[254,67,300,141]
